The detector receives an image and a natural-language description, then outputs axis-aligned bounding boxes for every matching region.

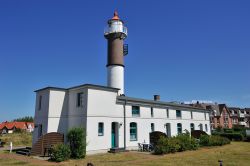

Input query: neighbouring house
[228,107,250,128]
[32,12,211,155]
[0,121,34,134]
[189,102,233,130]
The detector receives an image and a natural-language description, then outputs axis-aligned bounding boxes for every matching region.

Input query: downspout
[123,99,127,150]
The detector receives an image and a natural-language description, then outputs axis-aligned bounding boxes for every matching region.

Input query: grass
[0,132,32,147]
[0,142,249,165]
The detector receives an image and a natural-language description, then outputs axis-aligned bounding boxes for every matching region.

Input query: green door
[111,123,116,148]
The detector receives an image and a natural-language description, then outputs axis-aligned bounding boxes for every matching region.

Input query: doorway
[111,122,119,148]
[165,123,171,137]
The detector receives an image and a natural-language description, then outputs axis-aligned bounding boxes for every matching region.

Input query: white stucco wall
[32,90,50,144]
[33,86,211,154]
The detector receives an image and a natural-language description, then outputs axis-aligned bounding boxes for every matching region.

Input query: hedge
[154,133,198,155]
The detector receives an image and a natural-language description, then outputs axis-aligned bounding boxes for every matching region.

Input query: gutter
[123,99,127,150]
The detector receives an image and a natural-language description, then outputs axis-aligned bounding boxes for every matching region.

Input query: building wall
[33,87,211,154]
[32,90,50,144]
[85,89,210,153]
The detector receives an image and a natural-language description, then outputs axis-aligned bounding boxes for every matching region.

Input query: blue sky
[0,0,250,122]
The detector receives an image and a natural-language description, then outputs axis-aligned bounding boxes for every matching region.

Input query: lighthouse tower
[104,11,128,95]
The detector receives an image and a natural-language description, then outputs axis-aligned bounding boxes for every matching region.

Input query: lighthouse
[104,11,128,95]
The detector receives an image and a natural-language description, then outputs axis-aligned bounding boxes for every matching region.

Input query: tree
[12,116,33,122]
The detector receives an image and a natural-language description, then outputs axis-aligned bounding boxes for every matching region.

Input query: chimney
[154,95,160,101]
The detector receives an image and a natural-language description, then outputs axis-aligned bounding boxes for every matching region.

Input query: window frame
[199,123,203,131]
[77,92,83,107]
[177,123,182,135]
[132,106,140,117]
[190,123,195,132]
[98,122,104,136]
[166,108,169,118]
[38,95,42,110]
[151,123,155,132]
[130,122,137,141]
[151,107,154,117]
[176,110,182,118]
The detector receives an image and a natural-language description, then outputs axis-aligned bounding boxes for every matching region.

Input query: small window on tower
[77,92,83,107]
[38,95,42,110]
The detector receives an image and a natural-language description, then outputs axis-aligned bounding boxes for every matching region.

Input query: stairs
[31,132,64,156]
[108,147,128,153]
[16,147,31,156]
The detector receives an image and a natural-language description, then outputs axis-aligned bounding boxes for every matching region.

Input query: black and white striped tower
[104,11,128,94]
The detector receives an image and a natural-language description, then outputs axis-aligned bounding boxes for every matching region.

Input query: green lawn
[0,142,249,166]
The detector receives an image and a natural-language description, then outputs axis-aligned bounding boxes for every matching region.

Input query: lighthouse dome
[104,11,127,38]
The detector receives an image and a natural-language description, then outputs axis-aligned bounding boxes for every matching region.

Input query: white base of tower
[107,65,124,95]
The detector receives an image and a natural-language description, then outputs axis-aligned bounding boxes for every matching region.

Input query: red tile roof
[0,121,34,130]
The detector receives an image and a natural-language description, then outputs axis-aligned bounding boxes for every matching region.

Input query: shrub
[190,137,199,150]
[200,135,210,146]
[154,132,198,155]
[176,133,192,151]
[209,135,230,146]
[150,131,167,147]
[166,137,181,153]
[154,136,168,155]
[50,143,71,162]
[220,133,243,141]
[67,127,86,159]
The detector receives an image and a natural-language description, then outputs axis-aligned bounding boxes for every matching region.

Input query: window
[177,123,182,134]
[151,123,155,132]
[132,106,140,116]
[204,112,207,120]
[199,124,203,131]
[151,107,154,117]
[190,123,195,132]
[77,92,83,107]
[176,110,182,118]
[38,124,42,138]
[166,109,169,118]
[38,95,42,110]
[98,122,104,136]
[205,124,208,132]
[130,122,137,141]
[191,111,193,119]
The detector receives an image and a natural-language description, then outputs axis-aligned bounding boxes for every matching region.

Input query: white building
[32,12,211,154]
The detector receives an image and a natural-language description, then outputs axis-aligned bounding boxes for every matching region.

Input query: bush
[154,132,198,155]
[150,131,167,147]
[209,135,230,146]
[220,133,243,141]
[154,136,168,155]
[50,143,71,162]
[200,135,210,146]
[67,127,86,159]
